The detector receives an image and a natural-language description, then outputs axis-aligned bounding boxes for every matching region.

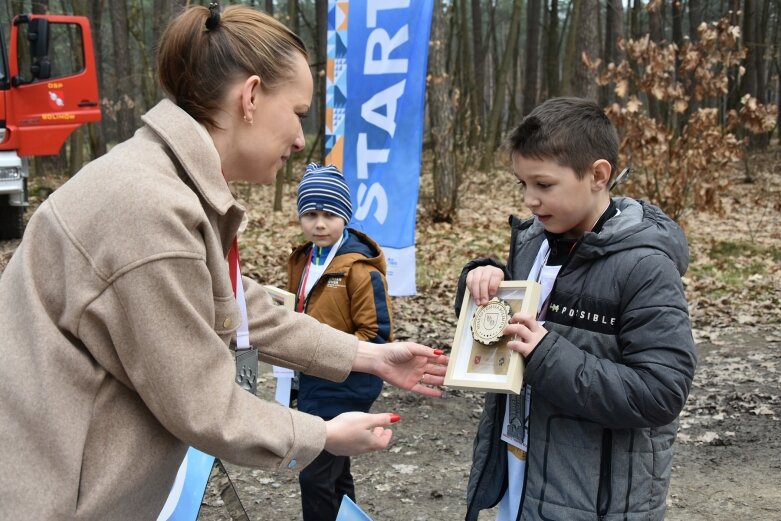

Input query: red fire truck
[0,14,101,239]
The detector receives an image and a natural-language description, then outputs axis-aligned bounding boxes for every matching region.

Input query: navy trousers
[299,449,356,521]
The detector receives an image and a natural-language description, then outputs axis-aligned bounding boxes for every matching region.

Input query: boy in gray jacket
[457,97,696,521]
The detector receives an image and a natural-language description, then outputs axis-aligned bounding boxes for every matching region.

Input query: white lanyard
[299,233,344,304]
[233,255,251,350]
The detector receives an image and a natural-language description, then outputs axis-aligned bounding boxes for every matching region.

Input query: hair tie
[205,2,220,31]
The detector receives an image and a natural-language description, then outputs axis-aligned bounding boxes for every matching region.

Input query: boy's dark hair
[507,97,619,180]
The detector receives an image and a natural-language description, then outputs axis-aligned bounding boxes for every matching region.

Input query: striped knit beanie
[297,163,353,223]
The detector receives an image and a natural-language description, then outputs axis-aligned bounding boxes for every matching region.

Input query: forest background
[1,0,779,221]
[1,0,781,519]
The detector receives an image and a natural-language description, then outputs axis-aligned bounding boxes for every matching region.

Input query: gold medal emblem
[471,297,512,345]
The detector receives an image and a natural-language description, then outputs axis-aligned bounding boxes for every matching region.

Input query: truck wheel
[0,201,25,240]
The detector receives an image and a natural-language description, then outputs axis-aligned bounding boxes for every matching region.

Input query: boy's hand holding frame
[445,281,541,394]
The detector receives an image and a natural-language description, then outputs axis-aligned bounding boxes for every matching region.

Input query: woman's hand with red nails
[324,412,399,456]
[353,341,449,397]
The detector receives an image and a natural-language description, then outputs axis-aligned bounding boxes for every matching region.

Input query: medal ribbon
[228,237,251,350]
[296,249,313,312]
[295,233,345,313]
[221,166,250,350]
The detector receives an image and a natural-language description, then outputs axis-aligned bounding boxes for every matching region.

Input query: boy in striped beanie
[288,163,394,521]
[296,163,352,224]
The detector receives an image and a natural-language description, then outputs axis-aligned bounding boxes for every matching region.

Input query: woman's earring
[243,115,254,126]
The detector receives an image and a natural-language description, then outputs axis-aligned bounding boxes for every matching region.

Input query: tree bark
[481,0,522,170]
[31,0,49,179]
[544,0,561,98]
[127,0,156,112]
[740,0,768,149]
[570,0,598,99]
[688,0,704,41]
[315,0,327,162]
[740,0,758,99]
[171,0,187,18]
[456,0,479,146]
[648,0,664,42]
[471,0,485,131]
[672,0,683,51]
[68,0,89,176]
[756,0,770,104]
[561,0,580,93]
[601,0,625,105]
[630,0,643,40]
[486,0,499,124]
[772,0,781,141]
[109,0,136,143]
[647,0,664,121]
[151,0,171,103]
[88,0,107,158]
[726,0,742,111]
[275,0,299,212]
[508,38,520,128]
[523,0,542,115]
[429,0,458,222]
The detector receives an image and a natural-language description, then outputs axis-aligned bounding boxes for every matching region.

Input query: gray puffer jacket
[457,198,697,521]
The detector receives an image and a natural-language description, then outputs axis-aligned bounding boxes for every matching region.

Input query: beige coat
[0,99,357,520]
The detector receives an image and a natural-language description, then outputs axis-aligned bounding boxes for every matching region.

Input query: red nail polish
[389,413,401,423]
[433,349,444,356]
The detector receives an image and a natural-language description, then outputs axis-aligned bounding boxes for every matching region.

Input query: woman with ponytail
[0,5,446,519]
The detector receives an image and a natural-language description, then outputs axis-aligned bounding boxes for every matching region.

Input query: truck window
[0,25,8,88]
[15,21,85,84]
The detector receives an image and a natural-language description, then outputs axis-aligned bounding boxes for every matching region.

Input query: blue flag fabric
[157,448,215,521]
[336,495,374,521]
[326,0,434,296]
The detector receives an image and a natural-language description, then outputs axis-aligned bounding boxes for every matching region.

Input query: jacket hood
[511,197,689,275]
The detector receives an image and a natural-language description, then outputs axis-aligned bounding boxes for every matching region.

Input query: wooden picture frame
[262,286,297,405]
[444,280,542,394]
[263,285,295,310]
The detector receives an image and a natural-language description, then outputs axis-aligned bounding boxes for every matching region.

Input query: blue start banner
[326,0,434,296]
